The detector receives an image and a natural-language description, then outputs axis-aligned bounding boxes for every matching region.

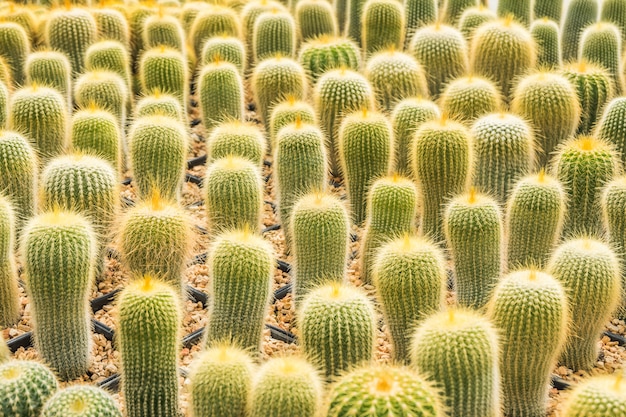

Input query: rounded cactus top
[256,356,321,381]
[191,343,255,370]
[292,191,348,214]
[302,282,373,308]
[41,385,121,417]
[551,237,620,263]
[561,374,626,415]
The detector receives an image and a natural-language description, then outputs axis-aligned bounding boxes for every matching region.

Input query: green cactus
[41,385,121,417]
[190,6,241,60]
[443,0,478,24]
[534,0,562,21]
[299,283,376,379]
[315,68,373,175]
[117,276,181,417]
[295,0,337,42]
[410,23,468,98]
[128,116,187,202]
[0,196,18,327]
[143,12,184,52]
[128,5,155,77]
[269,97,317,150]
[249,356,322,417]
[553,136,621,238]
[204,229,272,352]
[253,9,296,61]
[181,2,209,34]
[24,51,72,108]
[204,156,264,234]
[458,6,496,41]
[74,71,128,130]
[470,18,536,101]
[601,0,626,45]
[298,36,361,83]
[412,117,472,242]
[511,72,581,168]
[548,238,621,371]
[0,360,58,417]
[198,61,244,129]
[135,91,184,122]
[472,112,535,203]
[580,22,624,94]
[85,40,132,95]
[139,46,188,112]
[362,0,405,55]
[201,36,246,73]
[3,6,38,47]
[0,55,12,88]
[365,50,428,113]
[45,8,97,75]
[325,365,444,416]
[497,0,531,26]
[92,7,128,46]
[251,56,307,126]
[410,308,500,417]
[404,0,436,44]
[487,270,568,417]
[596,97,626,167]
[70,107,121,172]
[21,210,96,381]
[439,76,502,124]
[391,97,440,176]
[0,332,8,363]
[189,345,254,417]
[561,375,626,416]
[241,0,286,67]
[0,81,7,129]
[531,18,562,69]
[562,0,599,62]
[602,177,626,319]
[207,120,266,166]
[0,22,29,87]
[346,0,369,44]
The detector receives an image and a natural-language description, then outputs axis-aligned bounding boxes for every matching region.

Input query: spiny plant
[579,22,624,94]
[128,5,156,78]
[602,0,626,44]
[253,9,296,61]
[0,22,29,87]
[25,51,71,108]
[562,0,600,62]
[404,0,436,44]
[295,0,337,42]
[596,97,626,167]
[142,11,185,52]
[139,46,188,113]
[346,0,369,44]
[207,120,266,167]
[190,6,241,60]
[201,36,246,74]
[534,0,562,21]
[92,7,129,46]
[241,0,286,66]
[0,55,11,88]
[0,196,18,327]
[458,6,496,42]
[180,1,209,33]
[439,76,502,124]
[0,81,7,129]
[560,374,626,416]
[362,0,405,55]
[298,36,361,83]
[198,61,244,129]
[117,276,181,417]
[373,235,446,363]
[497,0,531,26]
[134,91,184,122]
[0,360,58,417]
[70,107,121,172]
[269,97,316,151]
[21,210,96,381]
[3,6,38,46]
[74,71,128,130]
[85,40,132,95]
[443,0,479,24]
[602,177,626,318]
[45,7,97,75]
[41,385,122,417]
[0,332,8,363]
[530,18,562,69]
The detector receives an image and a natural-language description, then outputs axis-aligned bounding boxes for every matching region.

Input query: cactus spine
[41,386,122,417]
[602,177,626,318]
[198,61,244,129]
[139,46,188,113]
[561,375,626,416]
[362,0,405,55]
[561,0,599,62]
[0,360,58,417]
[0,23,29,87]
[531,18,562,69]
[439,76,502,124]
[580,23,624,94]
[0,196,18,327]
[253,10,296,61]
[497,0,531,26]
[207,121,266,167]
[45,8,97,75]
[298,36,361,83]
[295,0,337,42]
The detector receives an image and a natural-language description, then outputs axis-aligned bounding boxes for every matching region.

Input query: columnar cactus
[472,112,535,203]
[4,6,37,46]
[143,12,184,52]
[295,0,337,42]
[207,121,266,166]
[346,0,369,44]
[139,46,188,112]
[181,2,209,33]
[562,0,599,62]
[487,270,568,417]
[443,0,479,24]
[41,386,122,417]
[597,97,626,167]
[298,36,361,83]
[25,51,72,108]
[128,5,155,76]
[602,0,626,44]
[535,0,562,21]
[22,210,96,381]
[198,61,244,129]
[250,357,322,417]
[135,92,184,122]
[128,116,187,202]
[602,177,626,318]
[204,156,264,234]
[548,238,621,371]
[0,196,18,327]
[531,18,562,69]
[253,9,296,61]
[404,0,436,43]
[290,191,350,306]
[204,229,273,352]
[269,98,317,150]
[189,345,254,417]
[241,0,285,66]
[412,117,473,242]
[497,0,531,26]
[190,6,241,59]
[117,276,181,417]
[553,136,620,238]
[362,0,405,55]
[74,71,128,129]
[0,22,29,87]
[0,360,58,417]
[201,36,246,73]
[373,235,446,363]
[440,76,502,124]
[45,8,97,75]
[580,23,624,94]
[299,283,376,379]
[561,375,626,416]
[85,40,132,95]
[458,6,496,41]
[70,108,121,172]
[92,8,129,45]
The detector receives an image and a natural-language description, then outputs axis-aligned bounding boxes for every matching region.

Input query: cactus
[299,283,376,379]
[92,8,128,45]
[45,8,97,75]
[128,116,187,202]
[143,12,184,52]
[580,22,624,94]
[534,0,562,21]
[269,98,316,150]
[361,176,418,285]
[531,18,562,69]
[410,23,468,98]
[553,136,620,238]
[189,345,254,417]
[74,71,128,130]
[404,0,436,44]
[249,356,322,417]
[0,360,58,417]
[443,0,478,24]
[0,56,11,88]
[251,56,307,126]
[139,46,188,112]
[181,2,209,33]
[85,40,132,95]
[439,76,502,124]
[207,121,266,166]
[410,308,500,417]
[41,385,121,417]
[511,72,581,168]
[117,276,181,417]
[362,0,405,55]
[204,229,273,352]
[365,50,428,113]
[128,5,155,76]
[346,0,370,44]
[497,0,531,26]
[9,85,67,163]
[563,61,613,135]
[201,36,246,73]
[325,365,444,416]
[470,18,536,101]
[562,0,599,62]
[198,61,244,129]
[70,108,121,172]
[487,270,568,417]
[0,332,8,363]
[135,92,184,122]
[0,81,7,129]
[601,0,626,45]
[21,210,96,381]
[25,51,72,108]
[0,196,18,327]
[298,36,361,83]
[295,0,337,42]
[253,9,296,61]
[204,157,264,234]
[190,6,241,60]
[596,97,626,167]
[602,177,626,318]
[275,121,327,246]
[548,238,621,371]
[0,23,29,87]
[561,374,626,416]
[458,6,496,41]
[412,117,473,242]
[472,112,535,203]
[241,0,286,66]
[4,6,38,46]
[391,97,440,176]
[315,68,373,175]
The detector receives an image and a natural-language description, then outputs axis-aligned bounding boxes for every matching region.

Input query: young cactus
[134,92,184,122]
[602,0,626,44]
[241,0,286,66]
[74,71,128,129]
[298,36,361,83]
[250,356,322,417]
[204,229,273,352]
[92,8,129,45]
[531,18,562,69]
[139,46,188,112]
[295,0,337,42]
[597,97,626,167]
[602,177,626,318]
[562,0,600,62]
[117,276,181,417]
[207,121,266,166]
[362,0,405,55]
[487,270,568,417]
[45,8,97,75]
[189,345,254,417]
[198,61,244,129]
[21,210,96,381]
[25,51,72,108]
[85,40,132,95]
[70,108,121,172]
[201,36,246,73]
[190,6,241,60]
[458,6,497,41]
[0,22,29,87]
[443,0,479,24]
[142,12,184,52]
[373,235,446,363]
[497,0,531,26]
[405,0,436,43]
[561,374,626,416]
[0,196,19,327]
[41,385,122,417]
[548,238,621,371]
[269,98,316,150]
[580,23,624,94]
[299,283,376,379]
[253,9,296,61]
[410,308,500,417]
[535,0,562,21]
[439,76,502,124]
[0,360,58,417]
